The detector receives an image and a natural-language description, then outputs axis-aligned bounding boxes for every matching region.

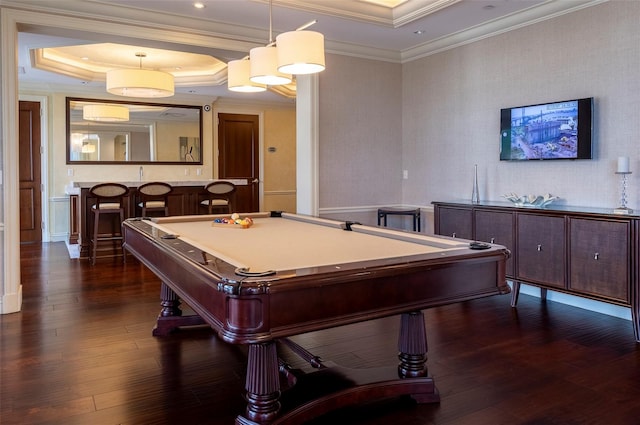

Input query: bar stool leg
[91,210,99,265]
[120,209,126,264]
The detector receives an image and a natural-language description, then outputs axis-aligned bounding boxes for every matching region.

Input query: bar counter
[67,180,247,259]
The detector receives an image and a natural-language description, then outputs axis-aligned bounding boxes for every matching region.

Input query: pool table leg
[398,311,428,379]
[237,341,281,425]
[398,311,439,403]
[152,282,206,336]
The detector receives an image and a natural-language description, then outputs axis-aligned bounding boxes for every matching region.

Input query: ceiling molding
[401,0,608,62]
[260,0,461,28]
[32,43,229,87]
[6,2,263,59]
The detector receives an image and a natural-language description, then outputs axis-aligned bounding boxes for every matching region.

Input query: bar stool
[200,181,236,214]
[89,183,129,265]
[137,182,173,217]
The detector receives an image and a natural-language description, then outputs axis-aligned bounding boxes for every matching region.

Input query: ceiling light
[83,104,130,122]
[227,59,267,93]
[194,2,205,9]
[106,52,174,98]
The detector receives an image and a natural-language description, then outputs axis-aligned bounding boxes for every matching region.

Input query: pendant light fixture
[227,59,267,92]
[106,52,174,98]
[276,28,325,75]
[249,0,291,86]
[81,140,96,154]
[83,104,129,122]
[227,0,325,94]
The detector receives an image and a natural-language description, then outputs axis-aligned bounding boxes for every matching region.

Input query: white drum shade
[83,104,130,122]
[249,46,292,85]
[106,68,174,98]
[276,31,325,75]
[227,59,267,93]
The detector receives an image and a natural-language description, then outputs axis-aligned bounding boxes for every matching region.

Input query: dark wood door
[217,113,259,212]
[19,101,42,243]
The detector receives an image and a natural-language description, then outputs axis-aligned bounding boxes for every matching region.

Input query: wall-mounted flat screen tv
[500,97,593,161]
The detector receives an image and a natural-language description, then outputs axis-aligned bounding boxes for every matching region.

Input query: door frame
[212,105,264,210]
[19,94,49,243]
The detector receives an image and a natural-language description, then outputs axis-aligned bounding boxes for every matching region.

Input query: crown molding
[3,0,606,67]
[401,0,607,62]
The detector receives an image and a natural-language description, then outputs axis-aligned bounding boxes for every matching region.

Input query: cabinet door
[475,210,515,277]
[517,213,565,288]
[435,206,473,240]
[569,218,630,303]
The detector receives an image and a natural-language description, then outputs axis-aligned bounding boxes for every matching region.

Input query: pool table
[122,212,510,424]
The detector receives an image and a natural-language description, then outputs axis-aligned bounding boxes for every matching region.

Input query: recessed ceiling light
[414,30,425,35]
[194,2,205,9]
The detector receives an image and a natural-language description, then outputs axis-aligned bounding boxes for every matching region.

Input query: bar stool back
[201,181,236,214]
[89,183,129,265]
[137,182,173,217]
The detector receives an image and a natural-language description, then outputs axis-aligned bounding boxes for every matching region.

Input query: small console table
[377,207,421,232]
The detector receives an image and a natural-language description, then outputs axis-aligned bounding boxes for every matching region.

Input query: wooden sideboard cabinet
[433,201,640,341]
[568,217,630,303]
[474,209,515,277]
[434,205,473,240]
[517,213,566,289]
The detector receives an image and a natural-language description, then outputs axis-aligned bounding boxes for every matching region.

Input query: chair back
[138,182,173,200]
[137,182,173,216]
[89,183,129,210]
[204,181,236,196]
[202,181,236,213]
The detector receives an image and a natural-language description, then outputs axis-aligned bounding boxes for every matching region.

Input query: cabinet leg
[510,281,521,307]
[633,299,640,343]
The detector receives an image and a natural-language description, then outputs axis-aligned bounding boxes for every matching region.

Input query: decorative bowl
[502,193,559,208]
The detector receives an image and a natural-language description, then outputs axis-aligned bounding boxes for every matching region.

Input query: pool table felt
[149,214,467,273]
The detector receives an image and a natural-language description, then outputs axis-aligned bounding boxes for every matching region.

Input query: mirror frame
[66,97,203,165]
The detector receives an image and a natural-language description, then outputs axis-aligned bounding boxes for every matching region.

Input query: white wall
[319,54,403,211]
[402,1,640,213]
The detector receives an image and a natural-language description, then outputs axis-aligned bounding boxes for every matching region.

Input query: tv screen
[500,97,593,161]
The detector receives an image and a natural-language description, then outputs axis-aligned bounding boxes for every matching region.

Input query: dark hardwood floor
[3,242,640,424]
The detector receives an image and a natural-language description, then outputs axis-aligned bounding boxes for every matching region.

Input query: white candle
[617,156,630,173]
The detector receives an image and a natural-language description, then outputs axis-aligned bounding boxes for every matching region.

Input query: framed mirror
[66,97,202,164]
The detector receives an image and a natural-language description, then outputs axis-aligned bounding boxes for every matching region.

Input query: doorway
[19,101,43,243]
[217,113,260,212]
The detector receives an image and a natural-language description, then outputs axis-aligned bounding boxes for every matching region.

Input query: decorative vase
[471,164,480,204]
